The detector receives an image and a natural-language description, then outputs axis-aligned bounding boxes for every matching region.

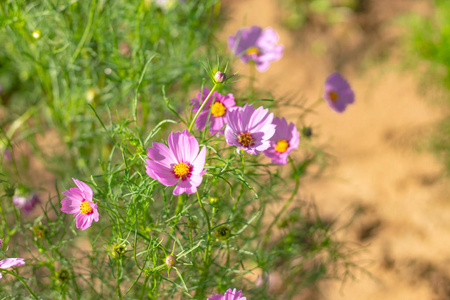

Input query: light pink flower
[229,26,284,72]
[263,117,300,165]
[208,288,247,300]
[191,88,236,135]
[145,130,206,195]
[61,179,99,230]
[225,104,276,155]
[0,258,26,279]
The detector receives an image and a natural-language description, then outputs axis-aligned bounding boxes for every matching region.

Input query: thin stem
[196,191,211,263]
[4,271,39,300]
[116,260,122,299]
[232,152,246,212]
[263,157,300,246]
[140,276,150,300]
[188,84,218,133]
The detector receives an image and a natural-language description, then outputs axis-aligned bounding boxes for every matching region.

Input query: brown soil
[222,0,450,299]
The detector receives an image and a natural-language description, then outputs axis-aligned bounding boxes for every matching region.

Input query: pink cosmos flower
[13,192,40,215]
[61,179,99,231]
[228,26,284,72]
[323,72,355,113]
[225,104,276,155]
[263,117,300,165]
[191,88,236,135]
[208,288,247,300]
[0,258,26,279]
[145,130,206,195]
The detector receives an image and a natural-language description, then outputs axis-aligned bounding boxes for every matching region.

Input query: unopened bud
[111,243,126,259]
[209,196,219,205]
[215,224,231,241]
[165,255,177,267]
[302,127,312,138]
[57,269,70,283]
[214,71,226,83]
[187,218,197,229]
[0,238,3,248]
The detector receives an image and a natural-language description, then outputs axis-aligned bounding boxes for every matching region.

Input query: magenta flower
[145,130,206,195]
[263,117,300,165]
[228,26,284,72]
[0,258,26,279]
[323,72,355,113]
[208,288,247,300]
[13,192,40,215]
[61,179,99,231]
[191,88,236,135]
[225,104,276,155]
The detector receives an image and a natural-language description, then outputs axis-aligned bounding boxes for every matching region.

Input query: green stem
[140,276,150,300]
[4,271,39,300]
[71,0,97,63]
[116,260,122,298]
[263,157,300,246]
[196,191,212,264]
[188,84,218,133]
[232,153,246,212]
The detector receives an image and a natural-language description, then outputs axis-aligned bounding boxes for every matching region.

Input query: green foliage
[403,0,450,174]
[0,1,357,299]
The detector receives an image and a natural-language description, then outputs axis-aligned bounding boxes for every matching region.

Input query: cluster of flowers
[0,26,354,300]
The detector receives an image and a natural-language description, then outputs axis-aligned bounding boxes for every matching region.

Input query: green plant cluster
[0,1,356,299]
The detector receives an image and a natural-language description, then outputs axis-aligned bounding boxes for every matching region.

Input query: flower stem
[232,152,246,212]
[263,157,300,246]
[188,84,218,133]
[196,191,211,263]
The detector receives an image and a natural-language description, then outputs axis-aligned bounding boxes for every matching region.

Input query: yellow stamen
[79,201,93,214]
[246,47,259,56]
[275,139,289,153]
[329,91,338,102]
[174,162,190,179]
[211,102,226,117]
[239,132,254,147]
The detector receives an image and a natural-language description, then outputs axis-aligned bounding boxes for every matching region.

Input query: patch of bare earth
[222,0,450,299]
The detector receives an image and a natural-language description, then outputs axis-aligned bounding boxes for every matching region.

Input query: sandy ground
[222,0,450,299]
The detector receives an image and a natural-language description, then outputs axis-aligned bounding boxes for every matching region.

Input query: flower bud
[215,224,231,241]
[111,243,126,259]
[187,218,197,229]
[209,196,219,205]
[0,238,3,248]
[32,224,47,240]
[57,269,70,283]
[165,255,177,267]
[302,127,312,138]
[214,71,226,83]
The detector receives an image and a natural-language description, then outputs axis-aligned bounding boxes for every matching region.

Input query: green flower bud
[57,269,70,283]
[111,243,126,259]
[209,196,219,205]
[215,224,231,241]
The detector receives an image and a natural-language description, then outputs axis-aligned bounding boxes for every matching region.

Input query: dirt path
[222,0,450,299]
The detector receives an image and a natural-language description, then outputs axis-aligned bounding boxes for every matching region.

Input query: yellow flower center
[211,102,226,117]
[79,201,93,214]
[238,132,254,147]
[246,47,259,56]
[275,139,289,153]
[329,91,339,102]
[174,162,190,179]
